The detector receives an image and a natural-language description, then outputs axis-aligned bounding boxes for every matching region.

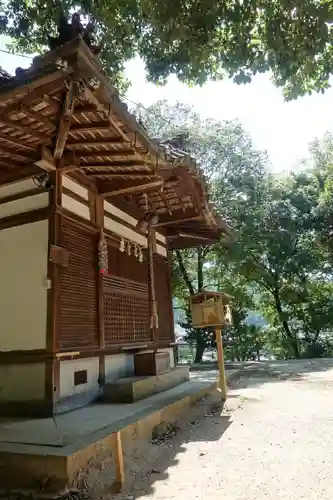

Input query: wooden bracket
[53,81,80,160]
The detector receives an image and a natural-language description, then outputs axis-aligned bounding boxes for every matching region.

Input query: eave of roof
[0,37,231,247]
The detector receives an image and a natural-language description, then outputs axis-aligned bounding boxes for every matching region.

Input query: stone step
[103,366,190,403]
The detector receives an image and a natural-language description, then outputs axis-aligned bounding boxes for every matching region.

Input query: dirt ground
[101,360,333,500]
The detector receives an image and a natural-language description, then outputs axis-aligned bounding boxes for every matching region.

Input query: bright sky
[1,39,333,172]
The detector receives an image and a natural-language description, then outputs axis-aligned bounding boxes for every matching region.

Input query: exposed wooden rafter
[0,115,52,140]
[0,131,37,151]
[20,104,56,130]
[82,85,155,172]
[0,143,36,162]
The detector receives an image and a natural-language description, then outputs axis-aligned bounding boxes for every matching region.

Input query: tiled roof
[0,66,12,85]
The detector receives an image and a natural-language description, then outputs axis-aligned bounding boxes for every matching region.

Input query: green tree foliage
[1,1,333,98]
[143,102,333,361]
[141,101,267,362]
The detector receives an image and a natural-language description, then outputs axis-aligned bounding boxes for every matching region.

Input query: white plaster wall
[0,179,37,199]
[105,353,134,382]
[62,176,88,200]
[158,348,175,368]
[62,194,90,220]
[0,220,49,351]
[59,357,100,399]
[0,192,49,219]
[0,363,45,401]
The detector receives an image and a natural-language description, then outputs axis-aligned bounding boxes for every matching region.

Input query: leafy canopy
[143,102,333,361]
[1,0,333,98]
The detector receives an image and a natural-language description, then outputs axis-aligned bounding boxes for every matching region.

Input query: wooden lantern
[190,291,232,328]
[189,290,232,402]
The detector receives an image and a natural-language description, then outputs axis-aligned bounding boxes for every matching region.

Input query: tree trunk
[194,341,205,363]
[197,247,204,291]
[272,288,300,358]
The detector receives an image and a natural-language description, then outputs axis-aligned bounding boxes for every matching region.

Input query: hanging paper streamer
[98,231,108,275]
[139,248,143,263]
[118,237,144,262]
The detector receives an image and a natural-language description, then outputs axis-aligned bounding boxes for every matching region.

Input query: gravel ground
[107,362,333,500]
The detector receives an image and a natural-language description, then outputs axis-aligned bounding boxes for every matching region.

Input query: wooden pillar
[148,227,158,345]
[215,328,227,401]
[45,169,63,410]
[95,195,105,387]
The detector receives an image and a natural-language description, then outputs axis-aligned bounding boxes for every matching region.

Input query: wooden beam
[86,172,153,178]
[80,162,146,169]
[0,164,42,186]
[54,82,79,160]
[0,160,13,169]
[171,232,214,241]
[35,146,57,172]
[70,121,110,132]
[66,138,125,148]
[73,104,98,115]
[74,149,135,158]
[154,215,202,227]
[100,179,164,198]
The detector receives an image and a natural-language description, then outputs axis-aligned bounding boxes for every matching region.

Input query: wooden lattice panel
[104,275,151,345]
[58,219,99,350]
[154,256,174,342]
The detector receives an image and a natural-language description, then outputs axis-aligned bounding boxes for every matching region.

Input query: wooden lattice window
[58,219,99,350]
[104,275,151,345]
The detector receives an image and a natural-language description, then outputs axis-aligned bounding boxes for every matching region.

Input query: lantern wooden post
[215,328,227,401]
[189,291,232,402]
[114,431,125,491]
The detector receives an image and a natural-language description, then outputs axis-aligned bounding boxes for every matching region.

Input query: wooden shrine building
[0,37,230,417]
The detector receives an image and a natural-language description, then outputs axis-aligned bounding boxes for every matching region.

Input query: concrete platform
[0,371,221,491]
[103,366,190,403]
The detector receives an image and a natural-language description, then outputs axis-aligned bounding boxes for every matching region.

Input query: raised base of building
[103,366,190,403]
[0,373,219,491]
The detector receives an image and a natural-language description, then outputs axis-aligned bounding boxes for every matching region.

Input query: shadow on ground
[89,393,237,500]
[124,397,234,499]
[226,358,333,391]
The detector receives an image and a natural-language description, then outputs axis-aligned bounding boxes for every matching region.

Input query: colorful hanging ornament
[134,244,139,259]
[127,241,131,256]
[98,230,108,275]
[119,237,125,252]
